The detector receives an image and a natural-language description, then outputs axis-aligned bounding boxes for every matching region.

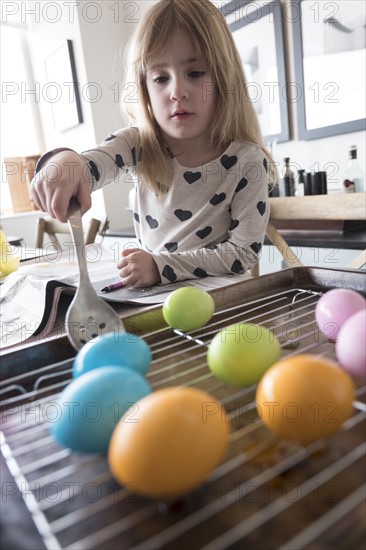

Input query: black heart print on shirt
[250,242,262,254]
[210,193,226,205]
[235,177,248,193]
[146,215,159,229]
[196,226,212,239]
[193,268,208,278]
[183,171,201,184]
[115,154,125,168]
[164,242,178,252]
[231,260,243,274]
[162,265,177,282]
[257,201,266,216]
[221,155,238,170]
[174,209,192,222]
[229,219,239,231]
[89,161,100,181]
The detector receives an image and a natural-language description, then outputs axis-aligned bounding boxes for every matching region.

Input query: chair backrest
[251,193,366,276]
[35,216,105,250]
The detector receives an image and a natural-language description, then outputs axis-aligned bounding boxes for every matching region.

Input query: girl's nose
[170,77,188,101]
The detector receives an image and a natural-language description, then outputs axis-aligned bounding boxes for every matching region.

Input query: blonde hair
[123,0,277,194]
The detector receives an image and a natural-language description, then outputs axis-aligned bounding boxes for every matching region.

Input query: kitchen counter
[107,227,366,250]
[264,227,366,250]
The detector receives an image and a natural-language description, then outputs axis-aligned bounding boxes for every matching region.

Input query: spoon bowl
[65,200,125,350]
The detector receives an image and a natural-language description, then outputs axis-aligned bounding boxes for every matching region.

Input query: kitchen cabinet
[3,155,40,213]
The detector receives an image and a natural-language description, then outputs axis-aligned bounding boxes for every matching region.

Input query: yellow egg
[256,354,355,445]
[108,387,230,499]
[0,230,20,277]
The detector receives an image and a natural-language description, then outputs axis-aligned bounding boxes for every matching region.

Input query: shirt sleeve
[151,147,270,283]
[80,127,140,192]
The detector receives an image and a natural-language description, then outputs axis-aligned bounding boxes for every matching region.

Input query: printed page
[94,272,250,304]
[1,244,251,347]
[0,245,119,348]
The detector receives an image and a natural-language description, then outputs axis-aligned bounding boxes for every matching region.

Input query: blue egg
[72,332,152,378]
[50,366,151,453]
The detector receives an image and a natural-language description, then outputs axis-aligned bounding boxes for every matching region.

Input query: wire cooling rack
[1,270,365,549]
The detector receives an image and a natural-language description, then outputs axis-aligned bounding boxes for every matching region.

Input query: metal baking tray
[1,267,365,549]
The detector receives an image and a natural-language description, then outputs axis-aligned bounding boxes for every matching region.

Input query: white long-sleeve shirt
[81,127,270,283]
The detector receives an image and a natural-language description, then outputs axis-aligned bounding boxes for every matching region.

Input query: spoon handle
[67,199,92,287]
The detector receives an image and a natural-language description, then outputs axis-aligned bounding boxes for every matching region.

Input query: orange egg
[256,354,355,445]
[108,387,230,499]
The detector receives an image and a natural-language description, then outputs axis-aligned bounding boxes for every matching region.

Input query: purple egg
[336,309,366,378]
[315,288,365,340]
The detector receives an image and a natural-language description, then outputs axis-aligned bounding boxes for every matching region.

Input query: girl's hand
[117,248,161,288]
[30,150,91,222]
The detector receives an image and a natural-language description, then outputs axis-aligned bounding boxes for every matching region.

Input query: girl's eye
[188,71,205,78]
[153,76,168,84]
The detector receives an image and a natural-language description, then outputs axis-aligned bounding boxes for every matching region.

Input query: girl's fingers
[119,273,136,287]
[32,191,45,213]
[30,174,47,213]
[29,151,90,221]
[121,247,139,257]
[35,189,48,214]
[50,190,72,222]
[116,257,128,270]
[77,183,92,216]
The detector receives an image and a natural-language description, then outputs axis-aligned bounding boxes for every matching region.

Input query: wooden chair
[35,215,108,250]
[250,193,366,276]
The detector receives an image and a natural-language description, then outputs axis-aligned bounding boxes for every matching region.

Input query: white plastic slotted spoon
[65,199,125,350]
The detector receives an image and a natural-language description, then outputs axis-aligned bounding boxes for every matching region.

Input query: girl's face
[145,28,217,154]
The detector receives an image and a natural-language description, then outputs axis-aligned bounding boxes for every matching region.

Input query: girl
[31,0,275,288]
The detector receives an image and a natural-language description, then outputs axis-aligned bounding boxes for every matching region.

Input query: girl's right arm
[31,128,139,221]
[30,149,92,222]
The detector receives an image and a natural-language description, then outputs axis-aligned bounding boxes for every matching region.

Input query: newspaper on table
[0,244,249,349]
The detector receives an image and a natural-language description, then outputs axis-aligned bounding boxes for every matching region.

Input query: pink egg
[315,288,366,340]
[336,309,366,378]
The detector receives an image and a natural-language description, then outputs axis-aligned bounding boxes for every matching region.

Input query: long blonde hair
[123,0,277,194]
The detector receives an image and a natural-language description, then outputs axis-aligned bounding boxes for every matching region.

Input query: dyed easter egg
[315,288,365,340]
[51,366,151,453]
[109,387,229,498]
[207,323,281,386]
[73,332,151,378]
[162,287,215,331]
[256,354,355,445]
[336,309,366,378]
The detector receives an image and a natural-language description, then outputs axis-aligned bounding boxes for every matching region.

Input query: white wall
[75,0,155,230]
[2,1,155,242]
[26,1,96,152]
[23,0,145,231]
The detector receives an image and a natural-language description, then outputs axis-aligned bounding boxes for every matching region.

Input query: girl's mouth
[171,110,194,120]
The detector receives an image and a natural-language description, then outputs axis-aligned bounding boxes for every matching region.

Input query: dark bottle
[316,171,327,195]
[304,172,313,195]
[283,158,295,196]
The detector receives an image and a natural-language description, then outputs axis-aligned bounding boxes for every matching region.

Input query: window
[1,25,42,213]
